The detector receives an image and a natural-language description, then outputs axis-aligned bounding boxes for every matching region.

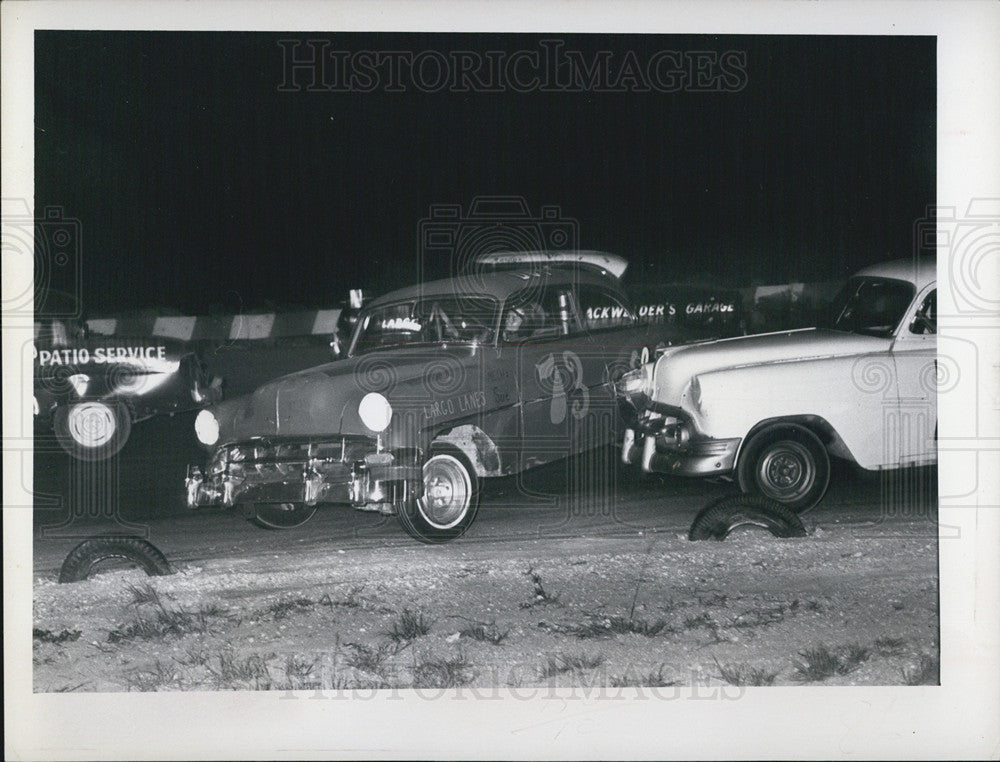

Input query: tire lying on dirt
[688,494,808,541]
[247,502,318,530]
[58,536,173,583]
[397,445,480,544]
[53,400,132,462]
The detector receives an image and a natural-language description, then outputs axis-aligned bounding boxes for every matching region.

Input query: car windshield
[349,295,499,356]
[825,276,915,338]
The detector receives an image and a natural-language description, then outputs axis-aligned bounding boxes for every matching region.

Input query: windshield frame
[347,294,502,357]
[826,276,916,338]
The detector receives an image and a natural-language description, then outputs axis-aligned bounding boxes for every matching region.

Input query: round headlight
[195,409,220,446]
[358,392,393,432]
[619,368,646,396]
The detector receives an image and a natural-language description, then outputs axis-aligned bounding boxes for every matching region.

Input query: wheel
[53,400,132,461]
[248,502,318,530]
[737,424,830,512]
[689,494,808,541]
[397,446,480,544]
[58,536,173,583]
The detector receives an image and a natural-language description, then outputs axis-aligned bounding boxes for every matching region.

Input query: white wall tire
[53,401,132,461]
[397,447,480,543]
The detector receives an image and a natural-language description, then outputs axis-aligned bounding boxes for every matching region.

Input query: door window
[908,290,936,335]
[575,285,637,331]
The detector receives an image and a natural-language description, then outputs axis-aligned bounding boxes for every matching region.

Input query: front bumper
[621,417,740,477]
[185,438,422,513]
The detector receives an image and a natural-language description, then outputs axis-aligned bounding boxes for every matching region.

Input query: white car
[617,258,937,511]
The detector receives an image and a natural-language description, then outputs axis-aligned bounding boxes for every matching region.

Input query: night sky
[35,32,935,316]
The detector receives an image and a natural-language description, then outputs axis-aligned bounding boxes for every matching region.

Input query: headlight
[195,409,220,446]
[358,392,393,432]
[619,368,646,396]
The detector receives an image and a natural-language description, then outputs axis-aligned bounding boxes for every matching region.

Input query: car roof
[852,258,936,291]
[365,267,623,309]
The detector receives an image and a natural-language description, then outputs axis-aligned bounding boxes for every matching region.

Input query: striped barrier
[86,309,344,341]
[81,282,844,341]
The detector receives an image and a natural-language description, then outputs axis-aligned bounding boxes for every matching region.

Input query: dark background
[35,32,935,316]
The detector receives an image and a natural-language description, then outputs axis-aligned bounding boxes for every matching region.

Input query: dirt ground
[33,516,939,693]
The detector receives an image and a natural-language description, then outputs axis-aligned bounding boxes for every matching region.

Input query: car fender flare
[429,424,503,477]
[735,415,843,467]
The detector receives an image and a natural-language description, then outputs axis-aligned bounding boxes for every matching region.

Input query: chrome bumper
[186,450,422,511]
[621,427,740,476]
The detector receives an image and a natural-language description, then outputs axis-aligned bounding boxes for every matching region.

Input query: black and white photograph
[4,1,999,759]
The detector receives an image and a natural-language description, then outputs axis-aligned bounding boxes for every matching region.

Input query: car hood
[650,328,893,404]
[210,344,483,444]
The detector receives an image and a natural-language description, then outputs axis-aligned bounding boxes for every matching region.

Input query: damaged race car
[185,251,742,543]
[617,258,937,512]
[34,308,222,461]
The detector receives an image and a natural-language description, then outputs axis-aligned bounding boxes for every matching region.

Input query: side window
[501,287,578,342]
[909,289,936,335]
[576,285,637,331]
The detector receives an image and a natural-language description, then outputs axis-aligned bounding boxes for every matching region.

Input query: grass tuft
[608,664,679,688]
[714,657,779,686]
[460,622,509,645]
[539,652,605,679]
[411,653,474,689]
[792,643,872,682]
[571,615,668,639]
[520,567,561,608]
[387,608,434,642]
[874,636,907,656]
[33,628,82,644]
[206,649,273,690]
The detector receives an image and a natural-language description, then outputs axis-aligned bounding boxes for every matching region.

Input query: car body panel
[620,258,937,480]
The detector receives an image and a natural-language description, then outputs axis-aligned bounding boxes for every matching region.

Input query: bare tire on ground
[736,423,830,513]
[397,446,480,544]
[688,494,808,541]
[248,502,318,530]
[53,400,132,461]
[58,536,173,583]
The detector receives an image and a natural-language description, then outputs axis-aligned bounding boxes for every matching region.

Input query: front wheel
[397,447,480,544]
[737,424,830,513]
[53,400,132,461]
[248,502,318,530]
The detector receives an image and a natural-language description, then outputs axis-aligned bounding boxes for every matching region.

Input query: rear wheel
[397,446,480,544]
[248,502,318,530]
[737,424,830,513]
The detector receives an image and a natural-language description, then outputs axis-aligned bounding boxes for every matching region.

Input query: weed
[840,643,872,673]
[107,601,225,642]
[792,643,870,682]
[714,657,779,687]
[206,649,273,690]
[125,660,181,692]
[520,567,561,608]
[256,597,315,621]
[127,582,161,607]
[729,605,788,629]
[320,585,366,609]
[387,608,434,642]
[345,642,397,675]
[460,622,509,645]
[33,628,82,644]
[792,644,842,682]
[172,647,210,668]
[902,654,939,685]
[571,615,668,639]
[282,654,320,690]
[608,664,679,688]
[874,637,907,656]
[54,682,89,692]
[412,653,474,689]
[539,652,605,679]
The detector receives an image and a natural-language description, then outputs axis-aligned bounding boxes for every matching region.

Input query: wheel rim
[757,441,815,502]
[418,455,472,529]
[66,402,117,448]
